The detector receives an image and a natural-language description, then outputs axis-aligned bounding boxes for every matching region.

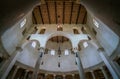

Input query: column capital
[63,75,66,77]
[16,66,20,69]
[72,74,75,76]
[16,47,23,52]
[25,70,29,72]
[97,47,104,52]
[72,47,78,53]
[38,47,45,53]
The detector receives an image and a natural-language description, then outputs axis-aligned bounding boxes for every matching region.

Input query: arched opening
[73,29,79,34]
[39,28,46,34]
[46,36,72,56]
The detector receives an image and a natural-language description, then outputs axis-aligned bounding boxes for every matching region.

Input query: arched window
[39,29,46,34]
[73,29,79,34]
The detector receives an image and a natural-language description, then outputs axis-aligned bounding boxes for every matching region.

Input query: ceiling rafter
[38,6,44,24]
[76,4,81,24]
[54,1,58,24]
[32,12,37,24]
[69,2,74,24]
[63,1,65,24]
[46,2,51,24]
[82,11,87,24]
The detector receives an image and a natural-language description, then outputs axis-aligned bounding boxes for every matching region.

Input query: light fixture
[31,41,36,48]
[83,42,88,48]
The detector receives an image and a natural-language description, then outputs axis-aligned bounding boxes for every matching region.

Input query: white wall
[86,12,119,56]
[1,11,33,55]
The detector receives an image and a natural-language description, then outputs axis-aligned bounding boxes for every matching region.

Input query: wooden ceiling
[32,0,87,24]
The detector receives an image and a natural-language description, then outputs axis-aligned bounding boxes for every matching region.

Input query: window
[64,49,69,55]
[93,19,99,28]
[31,41,36,48]
[20,18,26,28]
[39,29,46,34]
[50,50,55,55]
[73,29,79,34]
[57,25,63,31]
[83,42,88,48]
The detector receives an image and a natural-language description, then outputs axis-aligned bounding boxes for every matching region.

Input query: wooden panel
[40,4,49,24]
[71,4,79,24]
[48,2,56,23]
[56,1,63,24]
[77,6,86,24]
[64,2,71,24]
[32,1,87,24]
[33,7,42,24]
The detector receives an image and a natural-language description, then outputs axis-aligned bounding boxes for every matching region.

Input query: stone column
[0,47,23,79]
[72,74,75,79]
[53,74,56,79]
[63,75,65,79]
[100,67,109,79]
[98,48,120,79]
[91,71,95,79]
[74,48,86,79]
[45,74,48,79]
[24,70,29,79]
[32,47,44,79]
[11,66,19,79]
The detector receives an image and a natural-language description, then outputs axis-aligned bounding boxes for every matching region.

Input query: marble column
[100,67,109,79]
[45,74,48,79]
[53,74,56,79]
[91,71,95,79]
[72,74,75,79]
[24,70,29,79]
[63,75,65,79]
[74,49,86,79]
[98,48,120,79]
[0,47,23,79]
[32,47,44,79]
[11,66,19,79]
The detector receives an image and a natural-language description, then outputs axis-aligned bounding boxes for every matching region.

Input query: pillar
[24,70,29,79]
[98,48,120,79]
[74,48,86,79]
[32,47,44,79]
[0,47,23,79]
[63,75,65,79]
[53,74,56,79]
[11,66,19,79]
[72,74,75,79]
[45,74,48,79]
[100,67,109,79]
[90,71,95,79]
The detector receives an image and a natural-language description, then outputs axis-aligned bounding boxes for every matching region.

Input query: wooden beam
[62,1,65,24]
[54,1,57,24]
[46,2,51,24]
[69,2,74,24]
[38,6,44,24]
[76,4,81,24]
[82,11,87,24]
[32,12,37,24]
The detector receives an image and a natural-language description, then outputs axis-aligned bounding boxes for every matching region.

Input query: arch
[45,32,73,47]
